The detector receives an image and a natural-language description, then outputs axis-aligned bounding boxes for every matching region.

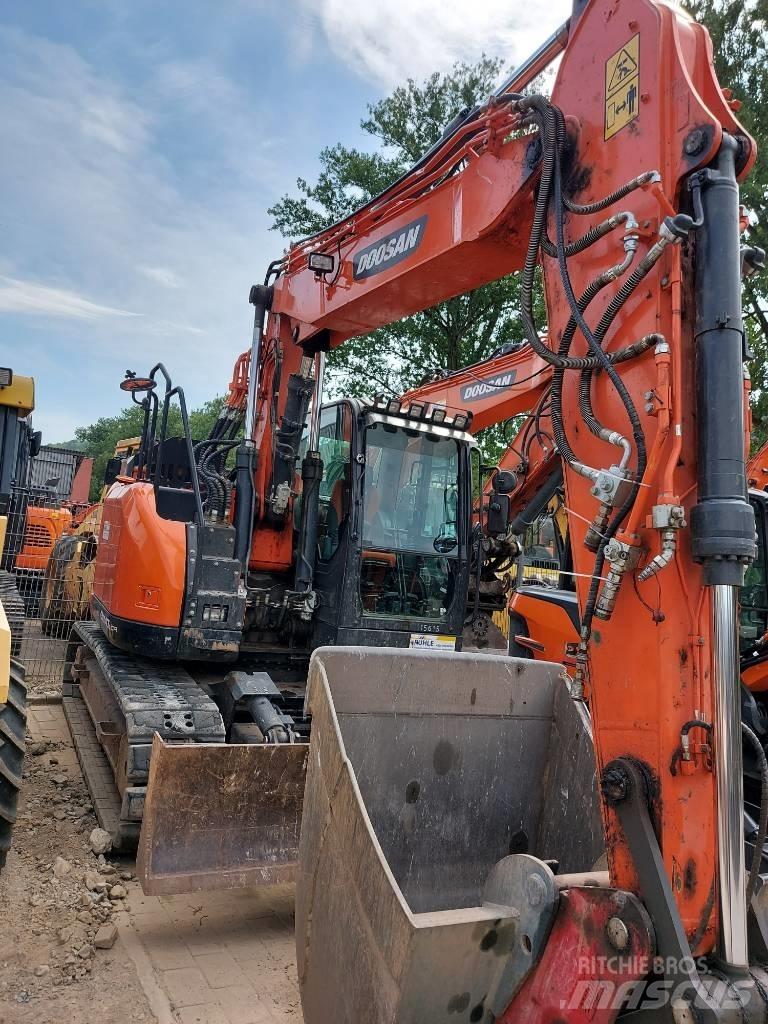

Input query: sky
[0,0,571,442]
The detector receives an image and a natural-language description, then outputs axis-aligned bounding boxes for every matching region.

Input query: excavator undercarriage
[63,621,309,891]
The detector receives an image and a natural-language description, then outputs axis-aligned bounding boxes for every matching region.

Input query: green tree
[269,58,527,464]
[684,0,768,446]
[74,396,225,501]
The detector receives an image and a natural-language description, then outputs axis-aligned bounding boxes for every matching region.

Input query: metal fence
[3,485,97,694]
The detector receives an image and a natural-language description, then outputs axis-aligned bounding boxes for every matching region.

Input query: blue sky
[0,0,570,441]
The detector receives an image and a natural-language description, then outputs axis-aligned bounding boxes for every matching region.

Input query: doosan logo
[460,372,517,403]
[353,215,428,280]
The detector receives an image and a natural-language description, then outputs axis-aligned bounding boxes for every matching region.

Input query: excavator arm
[288,1,768,1020]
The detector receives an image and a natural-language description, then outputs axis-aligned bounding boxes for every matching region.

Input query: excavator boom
[293,1,768,1020]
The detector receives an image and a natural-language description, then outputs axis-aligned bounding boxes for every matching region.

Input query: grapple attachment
[296,647,604,1024]
[137,734,307,894]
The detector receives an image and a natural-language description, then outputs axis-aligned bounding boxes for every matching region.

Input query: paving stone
[161,966,214,1008]
[215,986,279,1024]
[194,951,247,990]
[176,1005,230,1024]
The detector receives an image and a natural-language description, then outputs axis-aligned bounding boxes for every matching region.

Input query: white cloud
[138,266,185,289]
[0,26,279,436]
[301,0,572,88]
[0,277,140,320]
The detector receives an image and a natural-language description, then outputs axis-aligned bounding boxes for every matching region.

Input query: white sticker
[102,521,111,541]
[409,633,456,651]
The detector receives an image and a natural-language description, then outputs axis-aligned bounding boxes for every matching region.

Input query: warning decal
[605,34,640,140]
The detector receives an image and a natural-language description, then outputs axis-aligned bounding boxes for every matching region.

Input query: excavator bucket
[296,647,604,1024]
[137,735,308,894]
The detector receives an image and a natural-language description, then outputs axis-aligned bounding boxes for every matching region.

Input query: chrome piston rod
[712,583,749,968]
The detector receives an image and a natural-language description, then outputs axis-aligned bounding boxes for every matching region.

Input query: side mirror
[120,374,157,394]
[30,430,42,458]
[103,456,122,487]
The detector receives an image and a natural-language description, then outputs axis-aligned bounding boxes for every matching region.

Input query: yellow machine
[0,367,30,872]
[0,513,10,703]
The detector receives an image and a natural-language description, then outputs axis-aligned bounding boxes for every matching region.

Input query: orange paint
[92,481,185,629]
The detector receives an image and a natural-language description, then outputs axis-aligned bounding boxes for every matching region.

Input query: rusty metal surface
[137,734,308,895]
[296,646,603,1024]
[499,886,655,1023]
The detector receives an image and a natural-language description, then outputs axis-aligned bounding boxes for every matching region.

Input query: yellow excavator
[0,367,32,872]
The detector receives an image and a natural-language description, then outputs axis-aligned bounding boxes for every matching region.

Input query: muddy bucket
[137,734,308,894]
[296,647,603,1024]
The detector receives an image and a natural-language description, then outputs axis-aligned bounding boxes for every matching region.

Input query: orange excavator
[62,324,547,886]
[65,0,768,1015]
[278,0,768,1019]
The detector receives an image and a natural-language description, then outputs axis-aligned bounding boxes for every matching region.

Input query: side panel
[508,590,579,663]
[92,481,185,629]
[15,506,72,570]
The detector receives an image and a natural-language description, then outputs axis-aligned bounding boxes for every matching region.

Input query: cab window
[316,404,352,561]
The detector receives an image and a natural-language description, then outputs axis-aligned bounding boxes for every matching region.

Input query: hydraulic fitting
[590,465,634,506]
[595,539,642,621]
[637,505,686,582]
[584,502,611,553]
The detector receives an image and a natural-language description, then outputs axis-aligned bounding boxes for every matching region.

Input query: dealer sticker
[409,633,457,651]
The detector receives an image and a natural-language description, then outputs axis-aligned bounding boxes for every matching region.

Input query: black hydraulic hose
[552,109,646,471]
[550,265,651,470]
[743,722,768,905]
[513,99,652,373]
[563,170,660,215]
[548,105,649,645]
[578,241,672,448]
[509,466,564,536]
[540,213,628,259]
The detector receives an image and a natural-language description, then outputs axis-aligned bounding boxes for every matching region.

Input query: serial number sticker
[605,33,640,140]
[409,634,456,651]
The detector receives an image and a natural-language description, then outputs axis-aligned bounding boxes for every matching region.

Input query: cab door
[310,402,355,647]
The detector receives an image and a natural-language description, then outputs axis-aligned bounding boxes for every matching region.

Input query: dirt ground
[0,703,302,1024]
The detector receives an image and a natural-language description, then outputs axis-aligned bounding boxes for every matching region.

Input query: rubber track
[73,622,225,743]
[0,660,27,871]
[0,571,25,658]
[63,691,139,850]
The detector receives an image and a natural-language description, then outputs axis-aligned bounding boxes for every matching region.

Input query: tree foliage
[684,0,768,446]
[268,58,528,457]
[73,396,225,501]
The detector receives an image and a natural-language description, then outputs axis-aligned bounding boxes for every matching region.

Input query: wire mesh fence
[2,485,97,694]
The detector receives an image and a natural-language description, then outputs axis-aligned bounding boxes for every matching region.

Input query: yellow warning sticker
[605,34,640,140]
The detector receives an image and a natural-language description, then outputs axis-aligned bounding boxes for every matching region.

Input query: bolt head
[606,916,630,952]
[684,129,706,156]
[601,766,630,804]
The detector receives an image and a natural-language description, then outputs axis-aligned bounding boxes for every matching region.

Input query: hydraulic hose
[540,211,638,259]
[551,107,646,479]
[563,170,661,215]
[742,722,768,906]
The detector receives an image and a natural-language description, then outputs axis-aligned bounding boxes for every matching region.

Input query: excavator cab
[310,398,474,653]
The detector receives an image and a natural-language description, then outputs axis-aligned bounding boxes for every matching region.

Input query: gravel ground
[0,734,155,1024]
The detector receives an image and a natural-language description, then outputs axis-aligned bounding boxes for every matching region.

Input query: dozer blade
[137,734,308,895]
